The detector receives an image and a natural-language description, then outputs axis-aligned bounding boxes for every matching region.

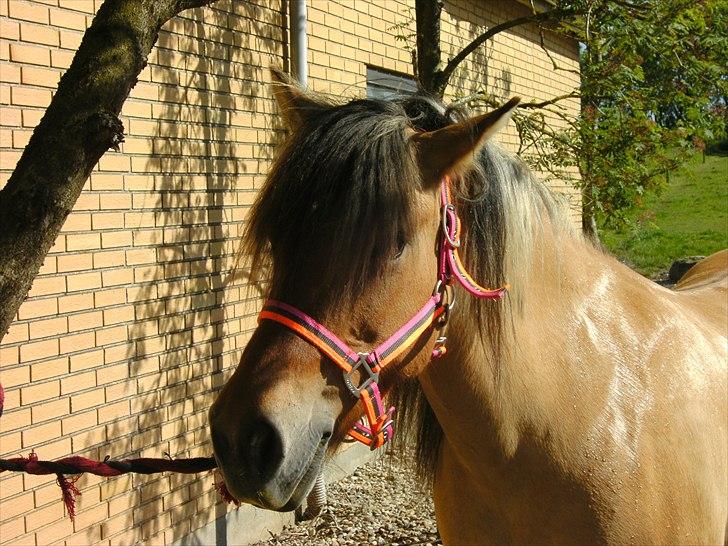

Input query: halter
[258,177,508,449]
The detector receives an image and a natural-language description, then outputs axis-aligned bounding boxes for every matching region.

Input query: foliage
[412,0,728,238]
[520,0,728,235]
[601,153,728,276]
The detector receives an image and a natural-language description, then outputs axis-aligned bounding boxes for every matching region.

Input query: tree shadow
[90,2,285,544]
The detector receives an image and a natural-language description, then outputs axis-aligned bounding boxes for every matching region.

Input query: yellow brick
[101,231,132,249]
[69,348,103,372]
[49,7,88,29]
[67,309,103,331]
[61,409,96,435]
[104,380,135,403]
[3,322,28,343]
[102,305,133,325]
[101,268,133,287]
[0,67,20,89]
[93,287,126,307]
[97,399,130,424]
[95,325,127,345]
[28,316,67,339]
[20,65,60,87]
[0,430,21,455]
[19,337,59,362]
[0,18,20,40]
[89,173,123,190]
[9,42,50,66]
[59,29,82,50]
[31,397,68,424]
[0,365,29,388]
[58,292,94,313]
[60,211,92,232]
[21,380,60,404]
[57,251,93,272]
[74,193,100,210]
[0,148,21,169]
[97,153,130,172]
[99,193,132,210]
[20,106,42,127]
[25,502,64,532]
[120,101,151,119]
[21,420,61,448]
[0,407,31,430]
[90,212,124,231]
[0,333,23,362]
[92,250,125,269]
[70,387,105,412]
[66,271,102,292]
[8,1,49,24]
[30,356,68,381]
[61,370,95,394]
[59,331,95,354]
[28,509,72,541]
[11,128,30,147]
[19,21,58,46]
[50,48,73,68]
[0,491,34,520]
[0,106,22,126]
[66,232,100,251]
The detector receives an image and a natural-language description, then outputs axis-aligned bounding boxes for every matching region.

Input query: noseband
[258,177,508,449]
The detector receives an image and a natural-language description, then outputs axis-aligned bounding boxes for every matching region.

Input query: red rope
[0,383,239,521]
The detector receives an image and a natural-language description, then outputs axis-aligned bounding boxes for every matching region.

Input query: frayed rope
[1,451,238,522]
[57,473,82,520]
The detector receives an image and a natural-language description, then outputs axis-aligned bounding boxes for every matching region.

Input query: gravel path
[261,450,442,545]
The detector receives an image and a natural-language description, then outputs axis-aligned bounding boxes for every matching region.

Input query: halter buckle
[342,353,379,398]
[441,203,461,248]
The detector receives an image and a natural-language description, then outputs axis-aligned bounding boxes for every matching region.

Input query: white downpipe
[289,0,308,86]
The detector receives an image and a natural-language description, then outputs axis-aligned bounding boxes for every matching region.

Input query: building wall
[0,1,580,544]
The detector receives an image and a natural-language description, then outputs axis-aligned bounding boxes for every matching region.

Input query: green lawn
[600,153,728,277]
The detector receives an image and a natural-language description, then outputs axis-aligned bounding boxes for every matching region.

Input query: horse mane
[243,91,573,485]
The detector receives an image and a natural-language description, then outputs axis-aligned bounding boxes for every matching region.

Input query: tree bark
[415,0,444,95]
[415,0,583,98]
[0,0,215,342]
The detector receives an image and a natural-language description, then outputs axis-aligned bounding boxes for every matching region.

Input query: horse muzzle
[209,407,333,511]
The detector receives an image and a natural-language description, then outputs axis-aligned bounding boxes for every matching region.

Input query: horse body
[425,239,727,544]
[209,70,727,545]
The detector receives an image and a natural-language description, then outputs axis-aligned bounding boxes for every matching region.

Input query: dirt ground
[260,450,442,546]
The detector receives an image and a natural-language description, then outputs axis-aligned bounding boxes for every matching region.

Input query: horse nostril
[247,419,284,483]
[211,427,230,461]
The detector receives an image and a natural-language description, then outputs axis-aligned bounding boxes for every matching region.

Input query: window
[366,67,417,99]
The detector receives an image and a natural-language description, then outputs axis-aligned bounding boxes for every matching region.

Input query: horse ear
[412,97,521,184]
[270,68,327,129]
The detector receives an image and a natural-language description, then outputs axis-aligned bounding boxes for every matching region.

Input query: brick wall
[0,1,580,544]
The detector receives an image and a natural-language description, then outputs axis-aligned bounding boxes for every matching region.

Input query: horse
[209,69,728,545]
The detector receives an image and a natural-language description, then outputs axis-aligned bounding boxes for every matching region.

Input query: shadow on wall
[94,2,285,544]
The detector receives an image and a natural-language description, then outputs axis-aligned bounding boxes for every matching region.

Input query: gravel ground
[261,450,442,545]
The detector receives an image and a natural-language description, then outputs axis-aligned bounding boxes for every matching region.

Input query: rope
[0,382,238,521]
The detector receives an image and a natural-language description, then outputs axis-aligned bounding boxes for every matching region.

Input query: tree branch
[433,7,585,95]
[0,0,216,341]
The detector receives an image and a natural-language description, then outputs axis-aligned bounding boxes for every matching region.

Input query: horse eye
[394,233,406,259]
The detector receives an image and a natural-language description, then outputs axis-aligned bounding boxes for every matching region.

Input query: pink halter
[258,177,508,449]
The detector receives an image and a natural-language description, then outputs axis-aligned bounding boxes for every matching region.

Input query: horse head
[208,69,518,510]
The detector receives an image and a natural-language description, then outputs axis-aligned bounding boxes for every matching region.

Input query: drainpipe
[289,0,322,516]
[289,0,308,86]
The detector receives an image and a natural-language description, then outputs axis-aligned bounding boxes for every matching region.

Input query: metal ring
[441,204,461,248]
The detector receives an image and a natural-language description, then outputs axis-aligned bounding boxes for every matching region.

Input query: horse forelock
[241,91,574,485]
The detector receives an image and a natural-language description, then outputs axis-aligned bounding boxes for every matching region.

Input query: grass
[600,153,728,277]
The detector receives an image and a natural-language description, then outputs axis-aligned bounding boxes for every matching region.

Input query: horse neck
[419,213,611,466]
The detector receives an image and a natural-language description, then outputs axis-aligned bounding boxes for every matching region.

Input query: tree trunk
[0,0,215,342]
[415,0,444,96]
[581,201,600,244]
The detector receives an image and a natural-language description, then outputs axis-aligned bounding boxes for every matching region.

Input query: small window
[366,67,417,100]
